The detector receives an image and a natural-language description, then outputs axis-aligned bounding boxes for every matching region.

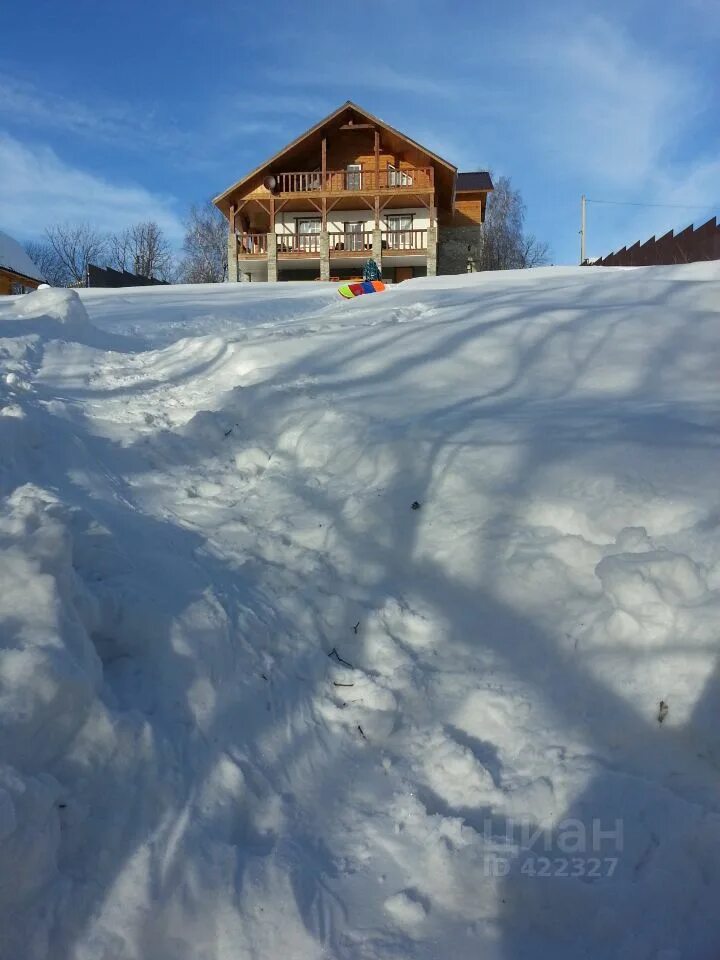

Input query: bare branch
[478,175,551,271]
[44,223,107,286]
[179,203,228,283]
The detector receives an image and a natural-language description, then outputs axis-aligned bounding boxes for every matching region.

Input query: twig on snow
[328,647,353,669]
[357,725,367,740]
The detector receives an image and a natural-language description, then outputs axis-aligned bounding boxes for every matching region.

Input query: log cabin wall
[0,270,41,295]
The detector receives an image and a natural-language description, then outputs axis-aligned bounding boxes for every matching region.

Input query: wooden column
[321,135,327,190]
[227,204,238,282]
[374,128,380,185]
[269,197,275,235]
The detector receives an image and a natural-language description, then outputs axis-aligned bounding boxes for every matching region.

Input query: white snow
[0,229,44,282]
[1,265,720,959]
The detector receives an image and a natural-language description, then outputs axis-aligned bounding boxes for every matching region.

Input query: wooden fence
[86,264,169,287]
[591,216,720,267]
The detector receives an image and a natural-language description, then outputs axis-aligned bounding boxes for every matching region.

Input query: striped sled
[338,280,386,299]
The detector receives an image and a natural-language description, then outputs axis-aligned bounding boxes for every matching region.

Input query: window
[345,164,362,190]
[387,164,413,187]
[296,218,321,252]
[344,221,366,252]
[386,214,414,249]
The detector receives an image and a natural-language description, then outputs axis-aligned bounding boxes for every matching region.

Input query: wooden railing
[273,167,434,194]
[382,229,428,252]
[236,229,428,258]
[276,172,323,193]
[276,233,321,255]
[238,233,267,256]
[328,231,373,254]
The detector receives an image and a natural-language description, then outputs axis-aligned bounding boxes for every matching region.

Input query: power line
[586,198,714,211]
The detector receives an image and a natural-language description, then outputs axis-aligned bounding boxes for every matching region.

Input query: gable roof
[214,100,457,210]
[0,230,44,283]
[457,171,493,192]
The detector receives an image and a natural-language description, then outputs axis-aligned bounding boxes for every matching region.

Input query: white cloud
[513,17,699,188]
[0,74,182,153]
[0,135,185,244]
[476,14,717,259]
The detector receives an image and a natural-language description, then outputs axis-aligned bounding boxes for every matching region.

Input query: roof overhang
[214,101,458,215]
[0,265,42,286]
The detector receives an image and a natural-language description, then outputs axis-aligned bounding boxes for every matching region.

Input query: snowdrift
[1,266,719,960]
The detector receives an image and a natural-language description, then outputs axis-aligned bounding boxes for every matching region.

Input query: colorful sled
[338,280,385,299]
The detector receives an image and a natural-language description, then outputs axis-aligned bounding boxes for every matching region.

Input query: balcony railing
[237,233,267,257]
[382,229,427,252]
[274,167,433,195]
[237,229,428,259]
[329,231,373,255]
[277,234,321,255]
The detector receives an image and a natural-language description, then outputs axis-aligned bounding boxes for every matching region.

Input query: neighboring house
[213,101,493,283]
[0,230,44,295]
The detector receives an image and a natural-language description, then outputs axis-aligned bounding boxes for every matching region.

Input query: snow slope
[1,266,720,960]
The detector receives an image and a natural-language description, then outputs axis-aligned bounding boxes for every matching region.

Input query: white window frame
[386,213,415,250]
[346,164,362,190]
[343,220,366,252]
[295,217,321,253]
[387,164,413,187]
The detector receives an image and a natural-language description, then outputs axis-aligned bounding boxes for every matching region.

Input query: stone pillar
[426,223,438,276]
[372,227,383,273]
[267,232,278,283]
[320,231,330,281]
[227,229,238,282]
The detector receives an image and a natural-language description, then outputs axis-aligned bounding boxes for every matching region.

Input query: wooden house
[214,102,493,283]
[0,230,44,295]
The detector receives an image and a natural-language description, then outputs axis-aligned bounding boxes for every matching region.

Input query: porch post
[425,201,438,276]
[227,205,238,282]
[372,227,383,269]
[267,232,278,282]
[320,230,330,281]
[426,224,438,276]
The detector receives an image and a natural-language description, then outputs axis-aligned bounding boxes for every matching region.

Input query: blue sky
[1,0,718,264]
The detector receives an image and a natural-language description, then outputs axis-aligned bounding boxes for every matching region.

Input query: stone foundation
[438,225,483,275]
[227,231,238,282]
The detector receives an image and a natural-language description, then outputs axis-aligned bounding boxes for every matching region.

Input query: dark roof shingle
[456,171,493,192]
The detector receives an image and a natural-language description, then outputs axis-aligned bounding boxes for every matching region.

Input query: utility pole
[580,194,586,265]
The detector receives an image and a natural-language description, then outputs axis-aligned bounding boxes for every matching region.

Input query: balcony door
[386,214,414,249]
[344,221,365,252]
[387,164,413,187]
[345,164,362,191]
[297,218,321,253]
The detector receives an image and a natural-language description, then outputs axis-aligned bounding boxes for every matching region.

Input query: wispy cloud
[0,134,185,243]
[506,16,699,187]
[0,73,185,153]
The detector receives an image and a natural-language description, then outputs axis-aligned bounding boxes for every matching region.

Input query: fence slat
[591,217,718,266]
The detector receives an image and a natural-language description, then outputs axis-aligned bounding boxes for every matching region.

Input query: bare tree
[179,203,227,283]
[478,176,550,271]
[518,233,551,269]
[108,221,175,280]
[23,240,66,286]
[45,223,107,286]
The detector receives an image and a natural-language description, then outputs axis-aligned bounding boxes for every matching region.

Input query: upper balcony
[270,167,434,196]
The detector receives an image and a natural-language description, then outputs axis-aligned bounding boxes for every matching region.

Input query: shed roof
[456,171,494,192]
[0,230,44,283]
